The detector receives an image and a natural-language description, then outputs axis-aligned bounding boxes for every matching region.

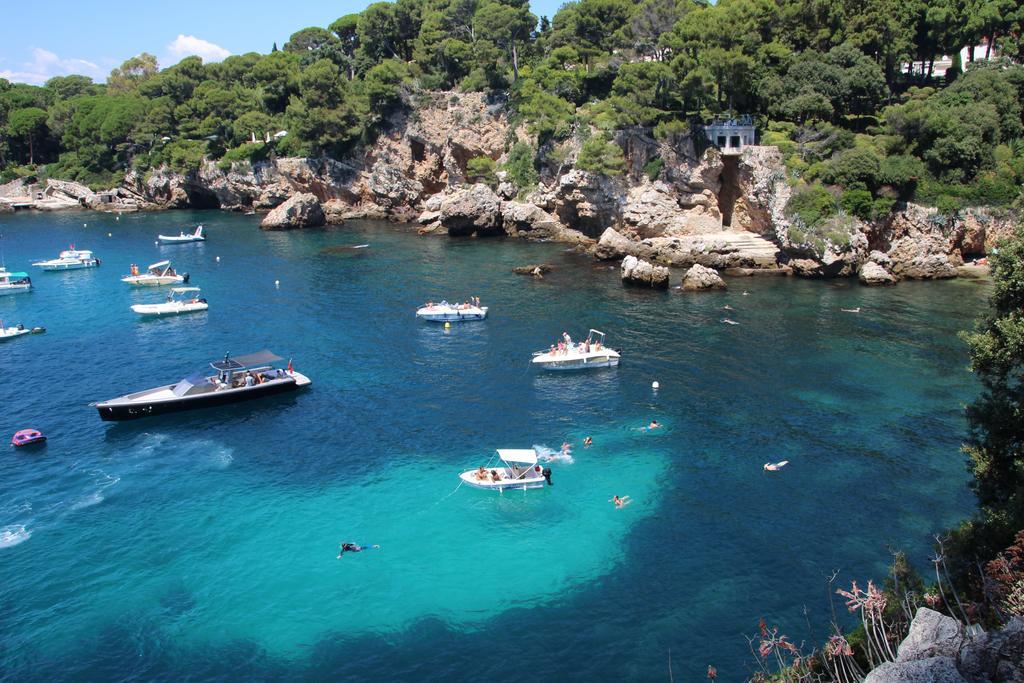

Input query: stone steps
[698,230,781,265]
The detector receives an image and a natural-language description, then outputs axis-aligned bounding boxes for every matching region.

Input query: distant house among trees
[904,40,1001,79]
[703,116,756,154]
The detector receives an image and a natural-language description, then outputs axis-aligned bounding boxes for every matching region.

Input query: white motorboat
[531,329,620,371]
[0,268,32,295]
[416,299,488,322]
[121,260,188,286]
[131,287,208,316]
[33,246,100,270]
[0,321,44,341]
[158,225,205,243]
[460,449,552,491]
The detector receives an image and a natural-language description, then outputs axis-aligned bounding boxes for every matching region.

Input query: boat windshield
[173,372,205,396]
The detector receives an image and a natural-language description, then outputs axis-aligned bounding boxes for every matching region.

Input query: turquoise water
[0,210,984,680]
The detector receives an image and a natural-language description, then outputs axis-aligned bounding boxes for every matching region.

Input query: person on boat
[490,469,501,482]
[337,542,379,557]
[563,332,572,346]
[584,436,593,448]
[475,466,488,481]
[594,339,602,351]
[244,373,255,387]
[130,263,139,276]
[584,339,591,353]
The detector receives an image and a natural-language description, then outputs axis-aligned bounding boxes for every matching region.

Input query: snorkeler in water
[337,542,380,558]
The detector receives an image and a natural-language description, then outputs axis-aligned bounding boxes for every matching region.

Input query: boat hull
[416,306,488,322]
[96,372,310,421]
[131,302,208,316]
[0,285,31,295]
[158,236,205,243]
[121,276,185,286]
[0,328,31,341]
[37,260,99,270]
[532,355,620,371]
[459,470,547,490]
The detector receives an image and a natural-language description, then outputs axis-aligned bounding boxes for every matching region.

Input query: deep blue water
[0,210,985,681]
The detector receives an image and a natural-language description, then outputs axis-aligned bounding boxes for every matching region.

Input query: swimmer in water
[648,420,661,430]
[338,542,380,557]
[560,442,571,454]
[611,495,631,508]
[763,460,789,472]
[583,436,593,447]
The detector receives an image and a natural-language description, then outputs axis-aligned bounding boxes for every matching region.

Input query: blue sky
[0,0,565,85]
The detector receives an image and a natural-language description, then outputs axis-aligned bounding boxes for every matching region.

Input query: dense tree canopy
[0,0,1020,204]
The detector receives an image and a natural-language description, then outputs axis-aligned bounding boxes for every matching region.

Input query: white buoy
[154,241,159,246]
[84,223,88,227]
[107,232,112,237]
[274,279,280,288]
[115,215,120,220]
[444,322,451,329]
[652,381,660,390]
[215,256,220,262]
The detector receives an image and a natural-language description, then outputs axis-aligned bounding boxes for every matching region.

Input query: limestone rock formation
[500,201,563,238]
[551,170,622,237]
[862,608,1024,683]
[859,261,896,285]
[439,183,502,236]
[595,228,636,260]
[513,264,553,276]
[682,264,727,291]
[260,193,325,230]
[620,255,669,289]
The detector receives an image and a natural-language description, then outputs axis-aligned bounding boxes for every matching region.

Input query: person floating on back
[763,460,789,472]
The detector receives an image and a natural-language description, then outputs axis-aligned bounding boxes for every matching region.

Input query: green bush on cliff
[503,141,539,191]
[786,182,837,229]
[466,155,497,185]
[576,136,625,178]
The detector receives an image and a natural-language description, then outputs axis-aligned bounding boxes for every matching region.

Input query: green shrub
[821,146,882,189]
[466,155,496,184]
[643,156,665,181]
[786,182,837,228]
[653,119,689,140]
[503,142,538,191]
[576,137,625,177]
[840,188,874,220]
[936,194,962,215]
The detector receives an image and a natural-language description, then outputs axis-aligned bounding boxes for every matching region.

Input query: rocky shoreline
[1,91,1015,286]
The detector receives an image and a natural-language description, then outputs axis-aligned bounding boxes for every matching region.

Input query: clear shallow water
[0,210,985,680]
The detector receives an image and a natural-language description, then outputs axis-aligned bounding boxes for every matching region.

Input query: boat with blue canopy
[0,268,32,295]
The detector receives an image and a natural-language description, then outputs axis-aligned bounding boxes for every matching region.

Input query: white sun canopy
[171,287,200,293]
[148,260,170,270]
[498,449,538,465]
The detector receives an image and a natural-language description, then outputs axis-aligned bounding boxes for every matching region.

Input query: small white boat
[416,299,488,322]
[158,225,205,243]
[33,246,100,271]
[531,329,620,371]
[121,260,188,287]
[0,321,44,341]
[0,268,32,295]
[460,449,552,491]
[131,287,208,316]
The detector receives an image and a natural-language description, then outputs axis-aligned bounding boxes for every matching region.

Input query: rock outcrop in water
[864,608,1024,683]
[682,264,727,290]
[620,255,670,288]
[260,193,325,230]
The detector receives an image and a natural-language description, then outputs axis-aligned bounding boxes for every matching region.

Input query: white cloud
[165,35,231,65]
[0,47,103,85]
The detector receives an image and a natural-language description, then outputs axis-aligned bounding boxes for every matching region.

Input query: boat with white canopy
[95,350,310,421]
[531,329,620,371]
[0,267,32,295]
[33,246,100,270]
[416,299,488,322]
[459,449,552,491]
[131,287,208,316]
[158,225,205,244]
[121,260,188,286]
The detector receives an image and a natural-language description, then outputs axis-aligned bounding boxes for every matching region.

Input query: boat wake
[0,524,31,548]
[534,444,574,464]
[72,470,120,510]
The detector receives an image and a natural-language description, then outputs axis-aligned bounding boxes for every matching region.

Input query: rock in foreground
[260,193,325,230]
[621,255,669,289]
[859,261,896,286]
[682,264,727,291]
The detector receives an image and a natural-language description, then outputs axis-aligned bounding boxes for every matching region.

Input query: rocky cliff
[9,90,1018,284]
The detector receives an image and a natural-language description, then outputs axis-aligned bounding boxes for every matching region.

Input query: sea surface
[0,210,986,681]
